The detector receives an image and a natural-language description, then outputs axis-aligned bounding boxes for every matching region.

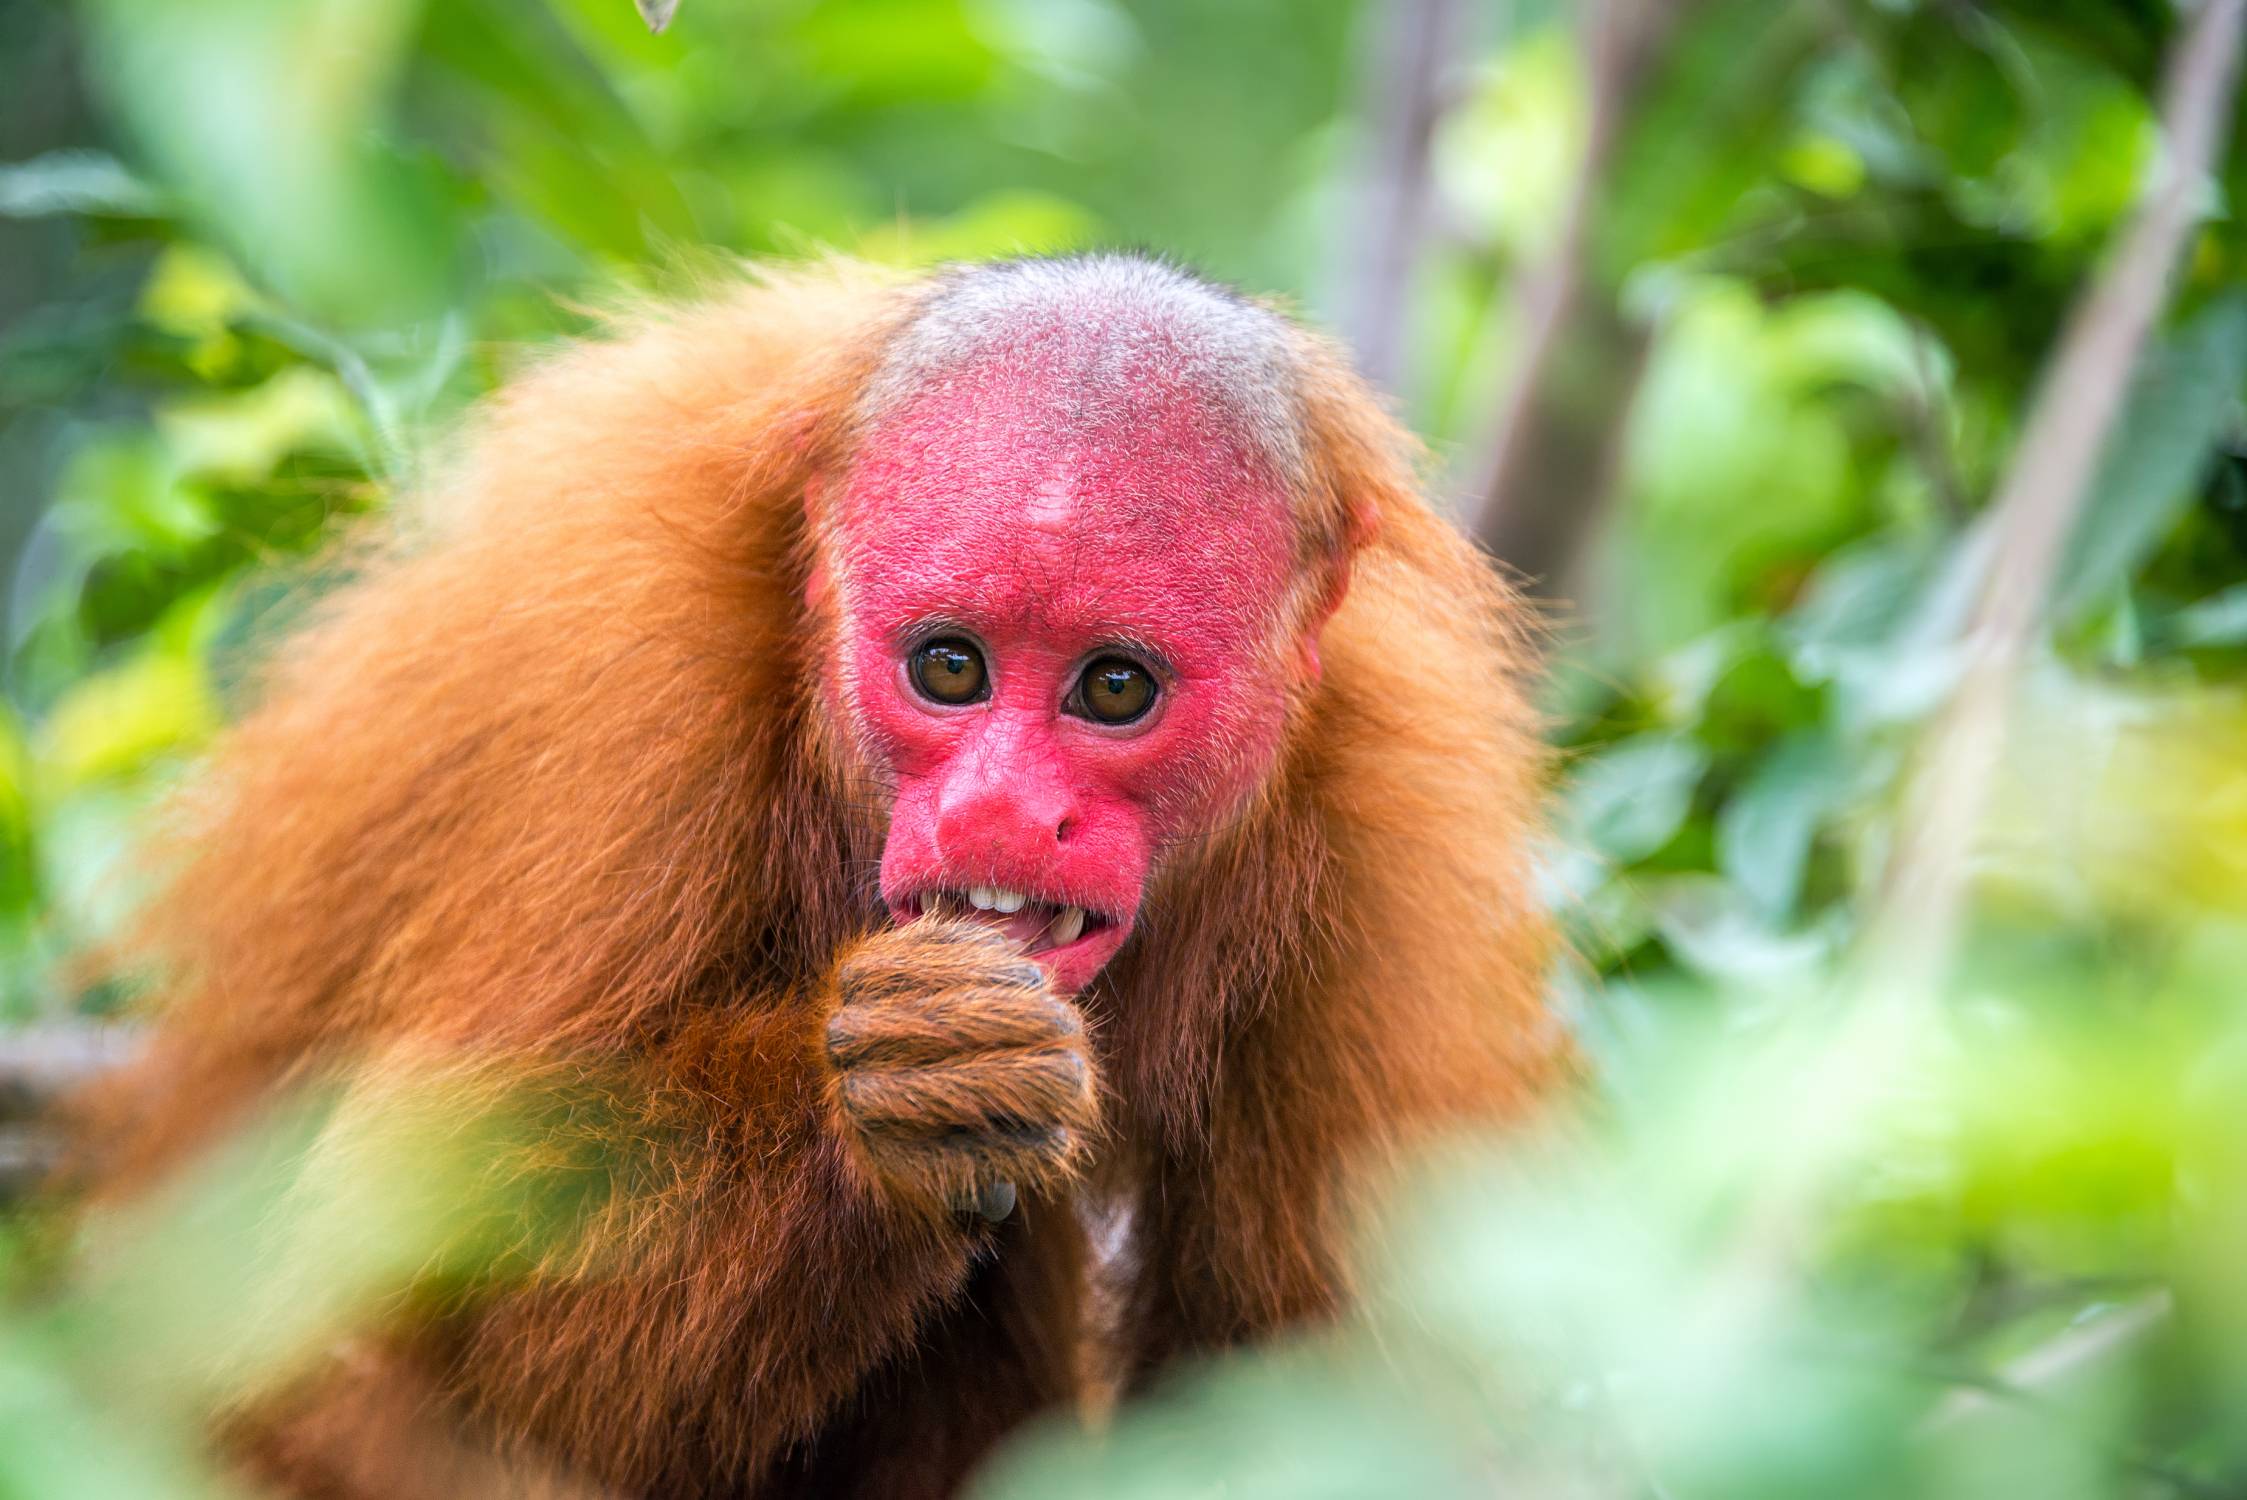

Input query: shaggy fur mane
[75,256,1557,1497]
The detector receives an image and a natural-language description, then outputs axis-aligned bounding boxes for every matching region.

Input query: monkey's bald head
[817,256,1334,993]
[858,255,1311,490]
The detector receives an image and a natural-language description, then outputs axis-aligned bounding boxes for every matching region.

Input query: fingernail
[973,1180,1017,1223]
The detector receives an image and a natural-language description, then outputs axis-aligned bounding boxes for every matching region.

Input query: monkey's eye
[1075,657,1157,725]
[910,638,988,705]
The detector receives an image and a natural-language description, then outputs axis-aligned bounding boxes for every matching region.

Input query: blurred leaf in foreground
[983,934,2247,1498]
[0,1051,633,1492]
[78,0,455,330]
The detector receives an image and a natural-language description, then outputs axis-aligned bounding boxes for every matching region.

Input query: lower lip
[1028,922,1127,992]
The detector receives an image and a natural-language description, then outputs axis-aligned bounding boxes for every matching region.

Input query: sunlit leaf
[797,0,1001,103]
[137,245,261,340]
[1436,25,1585,261]
[155,368,361,484]
[35,651,217,796]
[1994,679,2247,920]
[1780,132,1866,198]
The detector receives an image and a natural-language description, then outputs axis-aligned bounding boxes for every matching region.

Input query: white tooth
[993,889,1025,914]
[1049,906,1085,945]
[969,886,997,911]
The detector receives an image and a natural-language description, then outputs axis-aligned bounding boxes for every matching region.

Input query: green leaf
[1647,874,1838,984]
[1567,733,1709,865]
[155,367,361,484]
[2165,582,2247,648]
[2053,296,2247,621]
[414,0,700,261]
[82,0,454,328]
[35,650,217,796]
[1786,532,1979,729]
[0,150,166,219]
[1717,730,1858,920]
[52,434,217,556]
[1598,0,1821,275]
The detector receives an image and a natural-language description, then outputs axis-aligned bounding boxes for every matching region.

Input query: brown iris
[1078,657,1156,725]
[911,638,987,704]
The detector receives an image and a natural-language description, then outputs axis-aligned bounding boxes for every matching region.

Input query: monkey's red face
[826,365,1305,994]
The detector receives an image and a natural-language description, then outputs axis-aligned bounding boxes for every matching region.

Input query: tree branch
[1338,0,1470,391]
[1467,0,1686,588]
[1860,0,2247,990]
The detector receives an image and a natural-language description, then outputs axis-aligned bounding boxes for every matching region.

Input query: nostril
[1054,814,1077,844]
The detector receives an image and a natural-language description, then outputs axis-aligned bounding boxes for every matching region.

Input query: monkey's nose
[933,774,1081,860]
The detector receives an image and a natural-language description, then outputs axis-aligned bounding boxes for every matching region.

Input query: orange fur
[827,919,1099,1213]
[71,259,1559,1498]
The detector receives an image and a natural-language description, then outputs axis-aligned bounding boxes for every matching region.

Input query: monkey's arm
[242,922,1096,1497]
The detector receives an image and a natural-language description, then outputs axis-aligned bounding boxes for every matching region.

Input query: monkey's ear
[1344,496,1380,554]
[1297,513,1372,685]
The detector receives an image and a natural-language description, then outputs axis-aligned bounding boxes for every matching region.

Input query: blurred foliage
[3,0,2247,1494]
[0,1057,626,1499]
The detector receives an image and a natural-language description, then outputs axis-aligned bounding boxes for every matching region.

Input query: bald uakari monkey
[75,255,1557,1499]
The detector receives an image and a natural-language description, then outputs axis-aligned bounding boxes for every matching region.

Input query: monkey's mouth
[900,888,1114,956]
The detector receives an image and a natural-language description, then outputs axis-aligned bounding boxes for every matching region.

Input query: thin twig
[1861,0,2247,993]
[1468,0,1687,584]
[1924,1290,2175,1431]
[1339,0,1471,390]
[1718,0,2247,1327]
[1921,1293,2221,1497]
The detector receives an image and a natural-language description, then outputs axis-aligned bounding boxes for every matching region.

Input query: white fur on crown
[857,253,1310,490]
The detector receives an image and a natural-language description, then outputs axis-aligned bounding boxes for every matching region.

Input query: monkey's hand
[825,920,1099,1222]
